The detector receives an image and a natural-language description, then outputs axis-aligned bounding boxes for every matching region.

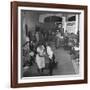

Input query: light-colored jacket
[46,46,53,59]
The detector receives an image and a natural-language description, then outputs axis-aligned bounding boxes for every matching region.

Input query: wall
[0,0,89,90]
[21,11,39,43]
[21,11,39,31]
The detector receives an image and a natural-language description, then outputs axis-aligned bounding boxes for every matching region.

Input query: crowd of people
[22,24,79,76]
[23,40,57,76]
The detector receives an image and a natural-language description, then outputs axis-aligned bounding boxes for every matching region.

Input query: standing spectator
[64,30,69,49]
[35,31,40,47]
[55,30,61,48]
[35,31,39,42]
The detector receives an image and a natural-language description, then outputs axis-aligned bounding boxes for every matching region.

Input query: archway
[44,16,62,23]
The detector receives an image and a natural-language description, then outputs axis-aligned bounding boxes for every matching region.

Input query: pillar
[75,14,79,34]
[62,16,67,33]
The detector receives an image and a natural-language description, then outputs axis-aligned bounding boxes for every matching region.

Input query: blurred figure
[29,41,35,51]
[29,51,35,66]
[22,42,30,70]
[35,44,46,75]
[35,31,40,43]
[55,30,61,48]
[64,30,69,49]
[46,43,56,75]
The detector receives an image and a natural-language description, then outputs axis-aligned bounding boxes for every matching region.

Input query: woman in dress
[35,44,46,75]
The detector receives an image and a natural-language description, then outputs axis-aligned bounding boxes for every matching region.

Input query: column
[62,16,67,33]
[75,14,79,34]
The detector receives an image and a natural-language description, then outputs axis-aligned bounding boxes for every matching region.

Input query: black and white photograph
[20,8,82,79]
[11,2,87,87]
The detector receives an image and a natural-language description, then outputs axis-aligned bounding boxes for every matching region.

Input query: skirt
[36,54,45,69]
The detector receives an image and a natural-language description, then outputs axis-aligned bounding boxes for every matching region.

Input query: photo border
[11,1,88,88]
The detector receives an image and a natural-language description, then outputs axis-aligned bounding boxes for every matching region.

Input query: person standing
[35,31,39,42]
[46,43,56,75]
[64,30,69,49]
[35,44,46,75]
[55,30,61,48]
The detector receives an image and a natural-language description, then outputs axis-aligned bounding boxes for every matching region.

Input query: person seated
[71,43,80,59]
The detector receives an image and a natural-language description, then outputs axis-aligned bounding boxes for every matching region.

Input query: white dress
[36,46,45,69]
